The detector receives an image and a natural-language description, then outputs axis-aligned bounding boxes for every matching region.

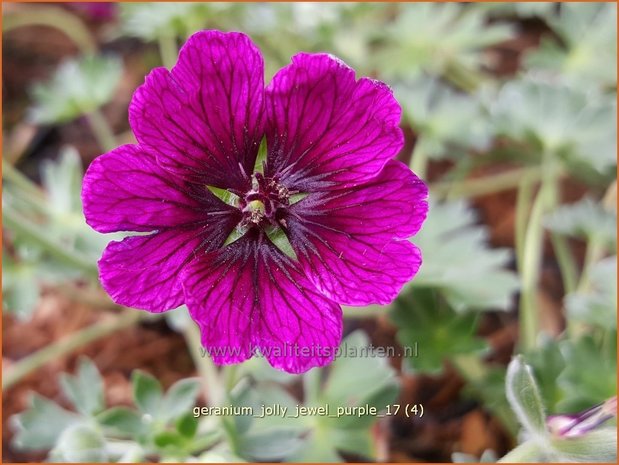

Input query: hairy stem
[3,311,142,390]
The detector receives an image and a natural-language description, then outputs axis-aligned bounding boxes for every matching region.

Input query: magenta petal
[301,160,428,239]
[129,31,265,190]
[303,237,421,306]
[99,230,203,311]
[265,53,404,190]
[288,160,427,305]
[82,145,207,233]
[182,235,342,373]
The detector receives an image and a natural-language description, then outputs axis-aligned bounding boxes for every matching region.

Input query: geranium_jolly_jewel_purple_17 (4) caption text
[82,30,428,373]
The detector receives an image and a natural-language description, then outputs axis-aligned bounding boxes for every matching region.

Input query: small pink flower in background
[82,31,428,373]
[67,2,117,21]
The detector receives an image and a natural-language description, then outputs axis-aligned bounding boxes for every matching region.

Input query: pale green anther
[206,185,239,206]
[247,199,266,214]
[266,227,297,260]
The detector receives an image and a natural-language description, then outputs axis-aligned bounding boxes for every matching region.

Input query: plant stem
[3,204,99,276]
[303,367,322,405]
[517,162,558,352]
[550,233,578,296]
[515,174,536,271]
[3,311,142,390]
[432,167,543,201]
[577,238,605,293]
[85,110,117,152]
[183,323,225,407]
[3,7,97,55]
[158,34,178,69]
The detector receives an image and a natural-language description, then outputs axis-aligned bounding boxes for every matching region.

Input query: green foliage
[132,370,164,417]
[505,355,547,437]
[2,246,47,320]
[408,200,519,311]
[525,336,566,413]
[565,256,617,329]
[227,331,399,462]
[49,424,108,463]
[491,77,617,177]
[30,55,122,124]
[11,360,205,462]
[557,334,617,412]
[119,2,230,41]
[11,393,79,450]
[60,357,105,416]
[525,3,617,88]
[375,3,512,81]
[546,197,616,248]
[2,148,120,319]
[290,331,400,461]
[395,79,491,160]
[500,356,617,463]
[391,290,487,375]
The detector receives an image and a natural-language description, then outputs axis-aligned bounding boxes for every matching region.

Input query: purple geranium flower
[82,30,428,373]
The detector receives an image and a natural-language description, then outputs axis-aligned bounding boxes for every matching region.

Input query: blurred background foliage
[2,2,617,463]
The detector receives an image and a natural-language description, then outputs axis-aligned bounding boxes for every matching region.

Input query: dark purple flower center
[237,172,291,229]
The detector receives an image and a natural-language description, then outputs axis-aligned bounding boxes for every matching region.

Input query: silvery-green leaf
[11,394,79,450]
[505,356,548,438]
[59,357,105,416]
[525,3,617,87]
[551,428,617,463]
[565,256,617,329]
[2,250,39,320]
[30,55,122,124]
[237,428,304,462]
[159,378,201,423]
[132,370,163,417]
[491,77,617,175]
[375,3,513,80]
[287,331,399,462]
[395,79,491,160]
[119,2,224,41]
[322,331,400,428]
[49,423,108,463]
[97,407,145,437]
[545,197,616,248]
[408,200,519,311]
